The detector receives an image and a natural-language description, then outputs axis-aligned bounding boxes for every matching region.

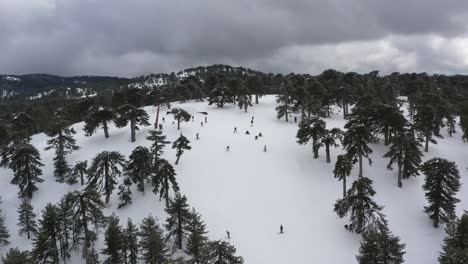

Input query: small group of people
[344,224,354,232]
[226,225,283,239]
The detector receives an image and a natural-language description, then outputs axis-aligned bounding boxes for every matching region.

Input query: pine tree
[296,117,326,159]
[321,128,343,163]
[414,104,439,152]
[68,160,88,186]
[33,203,60,263]
[439,211,468,263]
[86,246,101,264]
[169,108,192,130]
[84,106,115,138]
[118,178,133,209]
[9,142,43,199]
[421,158,461,228]
[0,197,10,247]
[151,159,179,206]
[2,248,33,264]
[165,194,192,250]
[126,146,152,192]
[461,114,468,142]
[57,196,72,262]
[172,134,191,165]
[17,198,38,239]
[367,104,406,146]
[237,81,252,113]
[207,76,233,108]
[186,208,209,264]
[66,189,106,256]
[275,77,294,122]
[146,130,171,164]
[356,225,406,264]
[88,151,126,203]
[102,214,124,264]
[334,154,353,198]
[139,215,169,263]
[45,109,80,182]
[123,218,139,264]
[1,112,33,167]
[384,129,423,188]
[334,177,386,233]
[116,104,150,142]
[205,240,243,264]
[342,112,373,178]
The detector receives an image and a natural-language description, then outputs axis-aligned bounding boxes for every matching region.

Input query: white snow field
[0,95,467,263]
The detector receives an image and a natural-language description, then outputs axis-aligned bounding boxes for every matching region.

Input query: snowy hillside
[0,95,467,263]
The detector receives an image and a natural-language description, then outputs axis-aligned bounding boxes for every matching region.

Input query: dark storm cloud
[1,0,468,76]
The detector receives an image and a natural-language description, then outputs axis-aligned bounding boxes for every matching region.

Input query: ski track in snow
[0,95,467,263]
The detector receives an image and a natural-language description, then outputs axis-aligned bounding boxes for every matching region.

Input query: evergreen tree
[205,240,243,264]
[342,112,373,178]
[118,178,133,209]
[186,208,209,264]
[2,248,33,264]
[1,112,34,167]
[321,128,344,163]
[45,109,80,182]
[334,154,353,198]
[17,198,38,239]
[172,134,191,165]
[139,215,169,264]
[439,211,468,264]
[57,196,72,262]
[66,189,106,256]
[88,151,126,203]
[152,159,179,206]
[86,246,101,264]
[165,194,192,250]
[384,129,423,187]
[146,130,171,164]
[102,214,124,264]
[367,104,406,146]
[421,158,461,228]
[126,146,152,192]
[207,76,233,108]
[296,117,326,159]
[169,108,192,130]
[84,106,115,138]
[116,104,150,142]
[33,203,60,263]
[461,114,468,143]
[237,81,252,113]
[0,197,10,247]
[334,177,386,233]
[9,142,43,199]
[68,160,88,186]
[123,218,139,264]
[414,105,439,152]
[356,226,406,264]
[275,80,294,122]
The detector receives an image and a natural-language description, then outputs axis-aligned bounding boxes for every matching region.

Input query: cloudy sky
[1,0,468,77]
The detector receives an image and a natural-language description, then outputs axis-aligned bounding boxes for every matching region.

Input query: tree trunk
[313,137,318,159]
[433,213,439,228]
[130,118,136,142]
[105,160,110,204]
[384,128,389,146]
[80,172,84,186]
[80,196,91,249]
[425,134,429,152]
[178,213,183,249]
[177,117,181,130]
[343,175,347,198]
[358,153,363,178]
[103,121,109,138]
[175,154,181,165]
[244,103,247,113]
[325,144,330,163]
[255,94,259,104]
[397,160,403,188]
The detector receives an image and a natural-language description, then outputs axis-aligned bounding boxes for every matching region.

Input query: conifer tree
[0,197,10,247]
[296,117,326,159]
[172,134,191,165]
[237,81,252,113]
[152,159,179,206]
[207,76,233,108]
[186,208,209,264]
[356,226,406,264]
[146,130,171,164]
[275,77,294,122]
[139,215,169,263]
[334,177,386,233]
[367,104,406,146]
[384,129,423,187]
[123,218,139,264]
[439,211,468,263]
[165,194,192,250]
[461,114,468,142]
[321,128,344,163]
[1,112,34,167]
[66,189,106,256]
[126,146,152,192]
[88,151,126,203]
[17,198,38,239]
[45,109,80,182]
[342,112,373,178]
[334,154,353,198]
[118,178,133,209]
[414,105,439,152]
[9,142,43,199]
[68,160,88,186]
[86,246,101,264]
[57,196,72,262]
[116,104,150,142]
[2,248,33,264]
[33,203,60,263]
[84,106,115,138]
[421,158,461,228]
[205,240,243,264]
[169,108,192,130]
[102,214,124,264]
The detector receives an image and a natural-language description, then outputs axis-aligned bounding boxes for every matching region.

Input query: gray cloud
[1,0,468,76]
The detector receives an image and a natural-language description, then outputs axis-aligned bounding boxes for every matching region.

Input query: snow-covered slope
[0,95,467,263]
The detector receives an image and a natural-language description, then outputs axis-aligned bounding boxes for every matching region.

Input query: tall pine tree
[116,104,150,142]
[165,194,192,250]
[139,215,169,263]
[17,198,38,239]
[296,117,326,159]
[102,214,124,264]
[169,108,192,130]
[439,211,468,263]
[0,197,10,247]
[172,134,191,165]
[334,154,353,198]
[356,225,406,264]
[321,128,343,163]
[186,208,209,264]
[84,106,115,138]
[126,146,152,192]
[9,142,43,199]
[123,218,139,264]
[146,130,171,165]
[152,159,179,206]
[205,240,243,264]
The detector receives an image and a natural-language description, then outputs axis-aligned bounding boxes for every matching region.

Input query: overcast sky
[1,0,468,77]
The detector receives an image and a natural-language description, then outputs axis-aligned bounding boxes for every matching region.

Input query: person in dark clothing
[162,117,165,123]
[258,132,263,137]
[205,116,207,123]
[226,146,230,152]
[255,136,258,140]
[234,127,237,133]
[264,145,267,152]
[294,116,297,123]
[201,122,204,127]
[280,225,284,234]
[172,121,175,125]
[226,231,230,239]
[159,124,163,130]
[196,133,199,140]
[250,120,254,127]
[245,130,250,135]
